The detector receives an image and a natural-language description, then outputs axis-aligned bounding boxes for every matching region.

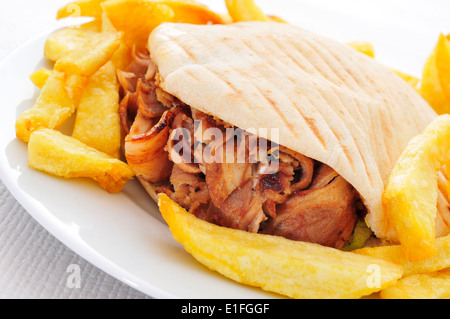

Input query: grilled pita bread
[145,21,450,242]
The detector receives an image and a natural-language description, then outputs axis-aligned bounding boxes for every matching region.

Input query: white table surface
[0,0,448,299]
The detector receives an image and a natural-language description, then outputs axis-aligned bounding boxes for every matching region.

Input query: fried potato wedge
[383,115,450,261]
[54,31,123,78]
[102,0,173,49]
[72,61,121,158]
[158,0,225,24]
[57,0,106,20]
[354,234,450,276]
[158,194,403,299]
[100,11,132,70]
[29,68,53,89]
[102,0,223,50]
[28,128,134,193]
[44,22,100,62]
[225,0,270,22]
[436,33,450,105]
[268,15,288,24]
[16,72,80,143]
[347,41,375,58]
[379,270,450,299]
[420,34,450,115]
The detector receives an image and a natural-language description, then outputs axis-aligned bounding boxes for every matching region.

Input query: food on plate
[15,0,450,298]
[28,128,134,193]
[383,115,450,261]
[158,193,403,299]
[117,19,450,298]
[420,33,450,115]
[128,20,448,245]
[355,234,450,276]
[379,270,450,299]
[72,61,121,158]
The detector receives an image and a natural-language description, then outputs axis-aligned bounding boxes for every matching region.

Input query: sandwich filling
[118,49,364,249]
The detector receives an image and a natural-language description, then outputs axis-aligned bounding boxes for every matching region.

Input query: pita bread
[147,21,449,242]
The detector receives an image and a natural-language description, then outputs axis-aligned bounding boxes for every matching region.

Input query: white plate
[0,0,448,299]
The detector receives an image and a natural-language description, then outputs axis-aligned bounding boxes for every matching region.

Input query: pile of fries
[15,0,450,298]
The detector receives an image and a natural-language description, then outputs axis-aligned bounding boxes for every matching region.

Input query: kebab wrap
[118,21,450,249]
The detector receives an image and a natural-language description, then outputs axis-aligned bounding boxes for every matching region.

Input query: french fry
[158,0,225,24]
[347,41,375,58]
[102,0,223,50]
[379,270,450,299]
[100,11,132,70]
[102,0,173,49]
[158,194,403,299]
[28,128,134,193]
[225,0,270,22]
[420,34,450,115]
[268,15,288,24]
[57,0,106,20]
[436,33,450,105]
[16,72,80,143]
[383,115,450,261]
[54,31,123,78]
[354,234,450,276]
[29,68,53,89]
[44,22,100,62]
[72,61,121,158]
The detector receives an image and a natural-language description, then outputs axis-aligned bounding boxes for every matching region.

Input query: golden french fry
[225,0,270,22]
[16,72,80,143]
[354,234,450,276]
[28,128,134,193]
[54,31,123,78]
[44,22,100,62]
[268,15,288,24]
[158,194,403,299]
[379,270,450,299]
[420,34,450,114]
[217,13,233,24]
[102,0,173,49]
[383,115,450,261]
[436,33,450,105]
[57,0,106,20]
[158,0,225,24]
[72,61,121,158]
[347,41,375,58]
[29,68,53,89]
[99,11,132,70]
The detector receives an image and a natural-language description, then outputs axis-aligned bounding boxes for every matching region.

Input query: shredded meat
[119,48,360,249]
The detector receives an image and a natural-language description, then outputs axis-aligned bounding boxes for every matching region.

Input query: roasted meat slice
[124,109,176,183]
[261,175,358,249]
